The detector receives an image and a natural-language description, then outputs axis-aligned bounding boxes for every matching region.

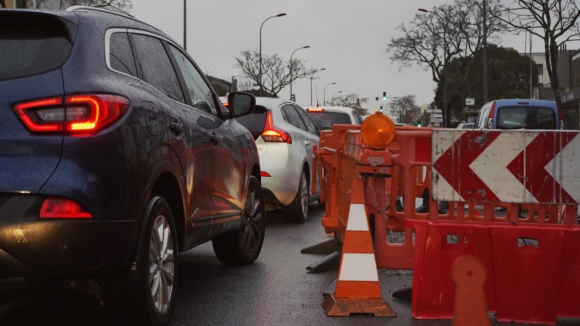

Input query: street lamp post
[323,82,336,106]
[310,68,326,106]
[289,45,310,100]
[183,0,186,50]
[419,8,449,127]
[259,13,286,97]
[330,91,342,104]
[483,0,489,103]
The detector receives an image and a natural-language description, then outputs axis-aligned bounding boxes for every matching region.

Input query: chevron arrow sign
[431,129,580,204]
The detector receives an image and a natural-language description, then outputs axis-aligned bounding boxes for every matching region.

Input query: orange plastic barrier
[314,125,362,234]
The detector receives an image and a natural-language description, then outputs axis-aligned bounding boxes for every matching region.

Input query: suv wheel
[212,176,266,265]
[282,170,309,223]
[103,196,178,326]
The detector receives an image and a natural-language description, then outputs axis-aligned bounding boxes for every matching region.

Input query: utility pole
[483,0,489,104]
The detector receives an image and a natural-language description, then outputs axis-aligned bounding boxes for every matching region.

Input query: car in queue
[457,121,475,129]
[0,7,265,326]
[474,99,563,130]
[231,97,321,223]
[304,106,363,130]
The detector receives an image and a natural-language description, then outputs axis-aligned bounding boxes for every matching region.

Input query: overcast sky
[130,0,566,111]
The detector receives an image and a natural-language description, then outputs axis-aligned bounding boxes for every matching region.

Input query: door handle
[210,133,222,145]
[169,118,183,134]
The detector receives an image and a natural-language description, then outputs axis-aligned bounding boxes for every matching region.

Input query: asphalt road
[1,202,578,325]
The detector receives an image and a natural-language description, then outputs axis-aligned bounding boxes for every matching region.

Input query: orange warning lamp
[360,112,396,149]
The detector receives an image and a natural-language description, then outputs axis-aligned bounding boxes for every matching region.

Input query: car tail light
[261,111,292,143]
[487,101,496,129]
[260,171,271,177]
[307,108,324,112]
[557,103,564,130]
[40,196,92,219]
[14,94,130,134]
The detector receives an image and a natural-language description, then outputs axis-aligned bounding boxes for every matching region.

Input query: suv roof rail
[65,5,168,37]
[66,5,134,18]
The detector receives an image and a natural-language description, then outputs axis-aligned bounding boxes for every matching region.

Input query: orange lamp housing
[360,112,396,149]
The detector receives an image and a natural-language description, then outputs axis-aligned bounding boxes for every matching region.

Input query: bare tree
[387,95,417,124]
[234,50,316,97]
[491,0,580,104]
[33,0,131,12]
[387,0,505,114]
[329,93,369,116]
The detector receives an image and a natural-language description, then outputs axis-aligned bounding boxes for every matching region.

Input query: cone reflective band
[360,112,395,149]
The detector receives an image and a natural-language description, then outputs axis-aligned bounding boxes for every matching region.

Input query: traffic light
[291,94,296,102]
[379,105,383,112]
[382,92,387,100]
[417,120,422,127]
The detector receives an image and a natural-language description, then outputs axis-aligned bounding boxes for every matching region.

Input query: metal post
[259,13,286,97]
[483,0,489,104]
[331,91,342,104]
[289,46,310,100]
[324,82,336,106]
[310,76,313,106]
[443,26,448,127]
[309,68,325,106]
[183,0,186,51]
[530,32,533,98]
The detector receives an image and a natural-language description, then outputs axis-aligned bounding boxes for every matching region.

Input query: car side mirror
[227,92,256,117]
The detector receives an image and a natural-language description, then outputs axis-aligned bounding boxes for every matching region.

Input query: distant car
[304,106,363,130]
[474,99,563,130]
[231,98,321,223]
[0,7,265,325]
[457,122,475,129]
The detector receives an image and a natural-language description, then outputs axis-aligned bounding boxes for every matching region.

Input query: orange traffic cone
[321,178,396,317]
[452,255,491,326]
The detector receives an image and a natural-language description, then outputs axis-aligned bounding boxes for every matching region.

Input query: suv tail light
[40,196,92,219]
[261,111,292,143]
[14,94,130,134]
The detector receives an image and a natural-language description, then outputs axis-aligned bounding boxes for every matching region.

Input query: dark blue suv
[0,6,265,325]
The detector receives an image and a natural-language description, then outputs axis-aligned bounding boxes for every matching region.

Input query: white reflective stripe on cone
[338,253,379,282]
[346,204,368,231]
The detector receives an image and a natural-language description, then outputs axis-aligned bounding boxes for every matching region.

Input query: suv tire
[212,176,266,265]
[282,170,309,224]
[103,196,178,326]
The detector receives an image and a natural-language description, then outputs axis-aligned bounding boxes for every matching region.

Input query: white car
[304,106,364,130]
[457,122,475,129]
[232,97,320,223]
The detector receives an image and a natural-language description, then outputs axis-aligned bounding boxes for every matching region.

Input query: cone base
[321,294,397,317]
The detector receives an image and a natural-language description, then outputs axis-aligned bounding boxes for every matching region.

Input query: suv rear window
[496,106,556,130]
[235,106,267,139]
[308,111,351,130]
[0,13,73,81]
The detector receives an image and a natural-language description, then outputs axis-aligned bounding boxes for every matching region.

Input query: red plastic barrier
[558,228,580,317]
[489,224,567,325]
[411,219,580,325]
[409,220,496,319]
